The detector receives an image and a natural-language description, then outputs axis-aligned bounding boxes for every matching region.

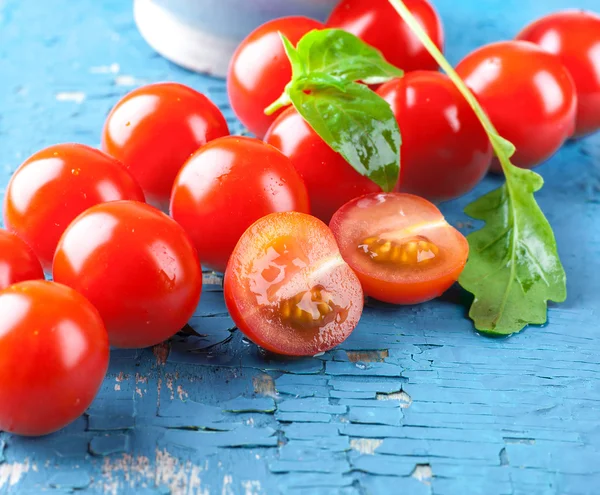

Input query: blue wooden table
[1,0,599,493]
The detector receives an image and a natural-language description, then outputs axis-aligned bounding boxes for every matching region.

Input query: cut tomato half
[224,212,364,356]
[330,193,468,304]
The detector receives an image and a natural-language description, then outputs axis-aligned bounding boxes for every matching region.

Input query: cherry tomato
[102,82,229,209]
[264,108,381,223]
[224,211,363,356]
[376,71,492,202]
[53,200,202,349]
[330,192,468,305]
[516,10,600,137]
[0,280,109,436]
[326,0,444,72]
[455,40,577,170]
[0,230,44,290]
[3,143,145,272]
[170,136,310,273]
[227,16,324,138]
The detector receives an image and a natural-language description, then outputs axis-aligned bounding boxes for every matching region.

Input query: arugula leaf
[289,82,400,192]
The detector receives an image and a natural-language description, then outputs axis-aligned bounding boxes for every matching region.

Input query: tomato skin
[264,108,381,222]
[224,211,364,356]
[3,143,145,272]
[102,82,229,209]
[53,200,202,349]
[0,230,44,290]
[377,72,492,202]
[330,192,468,305]
[227,16,324,138]
[516,10,600,137]
[456,40,577,170]
[0,280,109,436]
[326,0,444,72]
[170,136,310,273]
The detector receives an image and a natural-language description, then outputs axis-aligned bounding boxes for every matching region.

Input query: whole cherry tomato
[377,71,492,202]
[3,143,145,272]
[227,16,324,138]
[0,230,44,290]
[456,40,577,170]
[170,136,310,273]
[102,82,229,209]
[225,211,364,356]
[517,10,600,137]
[264,108,381,223]
[326,0,444,72]
[330,192,468,305]
[0,280,109,436]
[53,200,202,349]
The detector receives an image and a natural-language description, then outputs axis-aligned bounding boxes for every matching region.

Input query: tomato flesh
[0,281,109,436]
[170,136,310,273]
[224,212,363,356]
[3,143,145,271]
[516,10,600,137]
[330,193,468,304]
[53,200,202,349]
[0,230,44,290]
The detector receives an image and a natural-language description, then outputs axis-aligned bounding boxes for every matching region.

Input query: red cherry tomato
[330,193,468,305]
[224,212,363,356]
[0,230,44,290]
[3,143,145,272]
[377,71,492,202]
[53,200,202,349]
[455,40,577,170]
[264,108,381,223]
[102,82,229,209]
[326,0,444,72]
[516,10,600,137]
[0,280,109,436]
[170,136,310,273]
[227,16,324,138]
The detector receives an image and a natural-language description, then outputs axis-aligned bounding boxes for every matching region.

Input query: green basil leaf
[279,32,305,79]
[459,164,567,335]
[289,82,400,192]
[296,28,403,85]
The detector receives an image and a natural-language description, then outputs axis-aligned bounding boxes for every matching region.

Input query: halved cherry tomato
[170,136,310,273]
[456,40,577,170]
[0,230,44,290]
[227,16,324,138]
[264,107,381,223]
[330,193,468,304]
[102,82,229,209]
[377,71,492,202]
[3,143,145,272]
[516,10,600,137]
[0,280,109,436]
[224,212,363,356]
[326,0,444,72]
[53,200,202,349]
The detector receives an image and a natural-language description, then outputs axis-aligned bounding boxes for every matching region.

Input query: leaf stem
[264,88,292,116]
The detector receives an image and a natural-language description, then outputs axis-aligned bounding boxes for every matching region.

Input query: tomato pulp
[377,71,492,202]
[102,82,229,209]
[517,10,600,137]
[265,108,381,223]
[0,281,109,436]
[326,0,444,72]
[0,230,44,290]
[330,193,468,304]
[225,212,364,356]
[53,201,202,349]
[456,40,577,170]
[227,16,324,138]
[3,143,144,271]
[170,136,310,273]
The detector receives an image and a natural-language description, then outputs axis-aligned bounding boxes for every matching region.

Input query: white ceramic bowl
[134,0,338,77]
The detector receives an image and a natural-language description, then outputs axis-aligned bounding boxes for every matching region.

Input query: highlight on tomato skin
[0,230,44,290]
[224,211,364,357]
[330,192,469,305]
